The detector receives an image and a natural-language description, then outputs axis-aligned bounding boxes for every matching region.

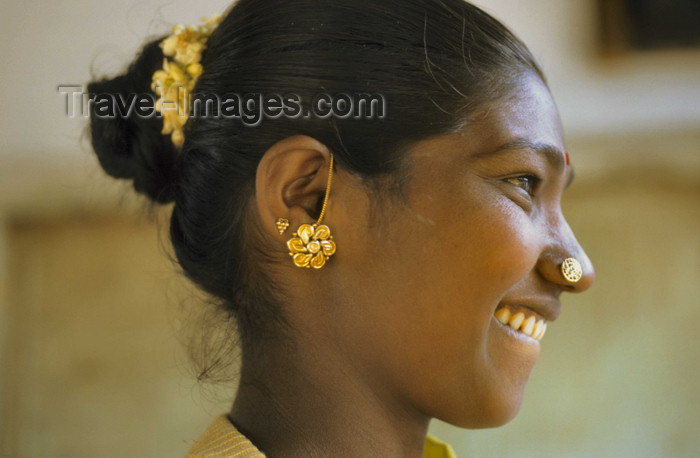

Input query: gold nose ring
[561,258,583,283]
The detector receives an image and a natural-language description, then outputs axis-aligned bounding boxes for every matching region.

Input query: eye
[505,174,540,196]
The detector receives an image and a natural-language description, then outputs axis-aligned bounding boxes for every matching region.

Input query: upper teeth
[494,306,547,340]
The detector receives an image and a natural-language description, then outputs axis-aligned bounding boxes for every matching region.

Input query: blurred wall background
[0,0,698,456]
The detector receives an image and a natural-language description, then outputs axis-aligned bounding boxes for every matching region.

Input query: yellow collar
[425,432,457,458]
[186,415,456,457]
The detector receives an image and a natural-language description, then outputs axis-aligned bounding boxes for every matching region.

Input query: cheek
[451,198,540,300]
[328,188,542,427]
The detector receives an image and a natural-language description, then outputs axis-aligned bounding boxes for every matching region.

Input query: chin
[456,402,523,429]
[476,396,524,429]
[440,382,527,429]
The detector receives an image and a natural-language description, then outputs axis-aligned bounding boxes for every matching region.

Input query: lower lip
[492,316,541,347]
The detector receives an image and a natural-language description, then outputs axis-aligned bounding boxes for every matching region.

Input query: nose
[536,215,595,293]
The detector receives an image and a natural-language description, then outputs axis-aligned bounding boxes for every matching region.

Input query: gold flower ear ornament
[287,223,336,269]
[282,155,337,269]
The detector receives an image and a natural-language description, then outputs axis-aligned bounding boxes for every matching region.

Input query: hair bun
[87,37,179,204]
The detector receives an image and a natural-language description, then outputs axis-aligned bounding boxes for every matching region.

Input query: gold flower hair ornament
[285,155,337,269]
[150,14,222,148]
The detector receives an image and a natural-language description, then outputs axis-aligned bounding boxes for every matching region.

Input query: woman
[88,0,594,456]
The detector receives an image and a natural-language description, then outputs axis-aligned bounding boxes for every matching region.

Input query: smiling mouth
[494,305,547,341]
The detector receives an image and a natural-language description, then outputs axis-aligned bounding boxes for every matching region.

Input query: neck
[229,334,430,458]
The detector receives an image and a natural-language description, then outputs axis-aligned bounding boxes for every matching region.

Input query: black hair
[88,0,544,376]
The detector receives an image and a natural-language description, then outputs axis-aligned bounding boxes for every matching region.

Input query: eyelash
[505,174,540,196]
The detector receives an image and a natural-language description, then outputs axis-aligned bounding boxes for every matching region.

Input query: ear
[255,135,334,240]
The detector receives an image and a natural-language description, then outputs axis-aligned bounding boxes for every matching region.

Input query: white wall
[473,0,700,137]
[0,0,231,162]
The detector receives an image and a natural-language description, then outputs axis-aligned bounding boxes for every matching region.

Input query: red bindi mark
[565,152,570,166]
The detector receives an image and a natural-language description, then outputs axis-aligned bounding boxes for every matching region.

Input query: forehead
[467,75,564,154]
[408,75,565,183]
[404,75,566,177]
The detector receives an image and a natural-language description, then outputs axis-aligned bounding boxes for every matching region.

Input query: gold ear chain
[276,154,336,269]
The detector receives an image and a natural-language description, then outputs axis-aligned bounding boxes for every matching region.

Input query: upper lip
[497,297,562,322]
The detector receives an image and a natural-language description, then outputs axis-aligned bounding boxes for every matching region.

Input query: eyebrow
[479,138,575,188]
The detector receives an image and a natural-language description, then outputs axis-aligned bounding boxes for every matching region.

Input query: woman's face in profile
[331,74,594,429]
